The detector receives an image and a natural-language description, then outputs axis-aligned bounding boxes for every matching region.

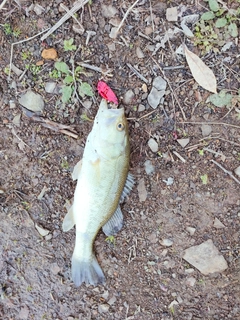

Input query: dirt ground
[0,0,240,319]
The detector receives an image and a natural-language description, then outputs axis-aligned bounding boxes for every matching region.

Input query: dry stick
[211,159,240,185]
[151,56,187,121]
[115,0,141,34]
[8,29,49,80]
[126,63,149,83]
[40,0,89,41]
[181,121,240,129]
[0,0,8,10]
[60,3,84,32]
[78,62,113,77]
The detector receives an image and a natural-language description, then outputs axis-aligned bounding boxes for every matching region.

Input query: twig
[40,0,89,41]
[172,150,186,163]
[211,159,240,185]
[151,56,187,121]
[77,62,113,77]
[115,0,141,35]
[8,29,49,80]
[181,121,240,130]
[60,3,84,32]
[0,0,8,10]
[126,63,149,83]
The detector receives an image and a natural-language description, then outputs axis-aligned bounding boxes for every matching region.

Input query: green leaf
[200,174,208,185]
[78,82,94,98]
[198,149,204,156]
[201,11,215,20]
[64,38,77,51]
[228,23,238,37]
[61,85,73,103]
[63,75,74,84]
[54,61,69,74]
[208,0,219,12]
[208,90,233,107]
[215,17,227,28]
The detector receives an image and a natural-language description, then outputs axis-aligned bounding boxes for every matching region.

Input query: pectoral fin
[120,173,135,203]
[72,159,82,181]
[62,205,75,232]
[102,206,123,236]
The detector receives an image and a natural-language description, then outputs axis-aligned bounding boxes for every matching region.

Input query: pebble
[201,124,212,137]
[98,304,110,314]
[234,166,240,177]
[144,160,155,175]
[123,89,135,105]
[213,218,225,229]
[19,90,44,112]
[19,306,29,320]
[186,227,196,236]
[160,239,173,247]
[45,82,57,94]
[138,104,145,112]
[148,138,158,152]
[35,223,50,237]
[101,4,118,18]
[183,239,228,275]
[108,296,116,305]
[137,178,147,202]
[136,46,145,58]
[177,138,190,148]
[186,276,196,287]
[147,76,167,109]
[12,113,21,127]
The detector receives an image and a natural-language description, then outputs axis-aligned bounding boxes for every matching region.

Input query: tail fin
[71,253,105,287]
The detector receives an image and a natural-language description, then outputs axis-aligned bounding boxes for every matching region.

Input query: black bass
[62,99,134,286]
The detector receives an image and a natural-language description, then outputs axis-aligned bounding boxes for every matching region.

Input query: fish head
[91,99,129,159]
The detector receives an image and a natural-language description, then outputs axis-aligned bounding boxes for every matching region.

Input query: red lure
[97,80,118,105]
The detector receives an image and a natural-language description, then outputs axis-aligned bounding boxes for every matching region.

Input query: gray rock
[144,160,155,175]
[147,76,167,109]
[45,82,57,94]
[101,4,118,18]
[201,124,212,137]
[136,47,145,59]
[98,304,110,314]
[160,239,173,247]
[234,166,240,177]
[137,178,147,202]
[148,138,158,152]
[123,89,135,105]
[19,90,44,112]
[213,218,225,229]
[177,138,190,148]
[186,226,196,235]
[138,104,145,112]
[183,239,228,275]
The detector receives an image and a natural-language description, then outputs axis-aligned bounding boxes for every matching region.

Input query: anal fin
[102,206,123,236]
[120,172,135,203]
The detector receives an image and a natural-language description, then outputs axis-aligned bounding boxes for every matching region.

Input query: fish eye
[117,122,125,131]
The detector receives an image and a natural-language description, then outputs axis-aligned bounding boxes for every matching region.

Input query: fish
[62,99,134,286]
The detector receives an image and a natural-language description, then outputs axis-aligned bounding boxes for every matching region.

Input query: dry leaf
[184,45,217,94]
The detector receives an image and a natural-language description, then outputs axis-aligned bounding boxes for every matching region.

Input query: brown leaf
[184,45,217,94]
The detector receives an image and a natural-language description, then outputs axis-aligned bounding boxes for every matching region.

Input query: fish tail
[71,234,105,286]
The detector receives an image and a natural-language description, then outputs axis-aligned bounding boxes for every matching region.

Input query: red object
[97,80,118,105]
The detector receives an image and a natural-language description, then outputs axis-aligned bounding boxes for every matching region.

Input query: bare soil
[0,1,240,319]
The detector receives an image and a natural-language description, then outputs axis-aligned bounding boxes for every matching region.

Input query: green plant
[200,174,208,185]
[49,61,94,103]
[21,51,32,60]
[198,149,204,156]
[3,23,12,35]
[64,38,77,51]
[105,235,116,247]
[194,0,239,52]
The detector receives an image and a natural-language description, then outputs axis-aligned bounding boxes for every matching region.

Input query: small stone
[108,296,116,305]
[166,7,178,22]
[12,113,21,127]
[45,82,57,94]
[101,290,109,300]
[19,306,29,320]
[148,76,167,109]
[35,223,50,237]
[137,178,147,202]
[101,4,118,18]
[136,47,145,58]
[149,232,158,244]
[183,239,228,275]
[41,48,58,60]
[9,100,16,109]
[201,124,212,137]
[213,218,225,229]
[19,90,44,112]
[148,138,158,152]
[142,83,148,93]
[109,27,118,39]
[98,304,110,314]
[234,166,240,177]
[50,263,61,275]
[160,239,173,247]
[34,4,45,15]
[123,89,135,105]
[186,276,196,287]
[152,76,167,91]
[186,227,196,236]
[82,100,92,110]
[45,234,52,241]
[144,160,155,175]
[177,138,190,148]
[138,104,145,112]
